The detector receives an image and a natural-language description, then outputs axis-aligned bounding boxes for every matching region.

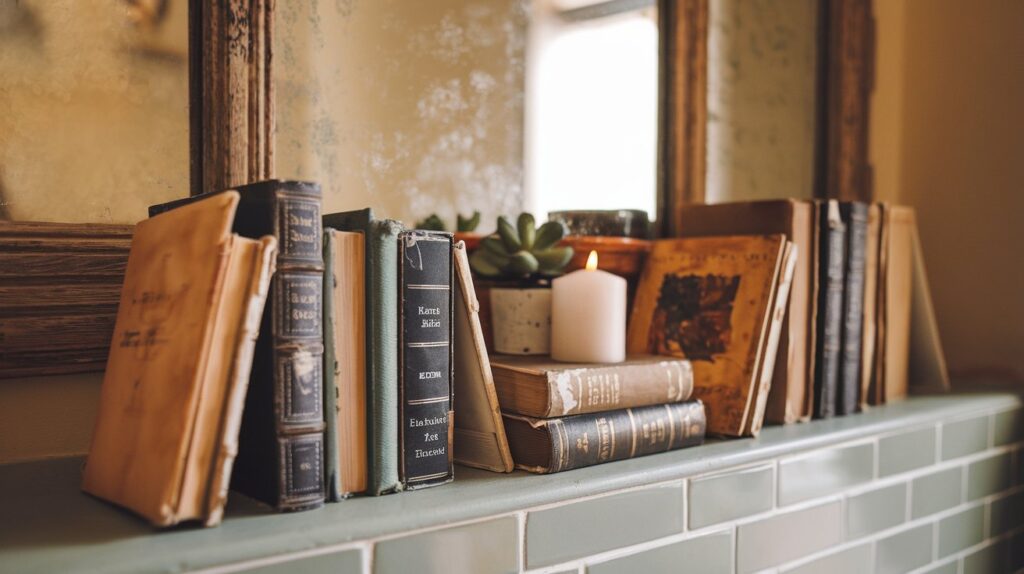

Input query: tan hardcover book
[489,354,694,418]
[82,192,277,527]
[452,241,514,472]
[859,204,881,409]
[323,229,368,499]
[627,235,789,437]
[676,200,817,424]
[871,204,915,404]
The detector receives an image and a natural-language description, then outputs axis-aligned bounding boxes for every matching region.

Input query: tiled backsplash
[228,402,1024,574]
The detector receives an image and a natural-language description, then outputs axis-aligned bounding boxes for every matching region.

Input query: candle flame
[585,250,599,271]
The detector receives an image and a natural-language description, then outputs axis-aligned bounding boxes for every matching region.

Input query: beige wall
[870,0,1024,380]
[706,0,819,202]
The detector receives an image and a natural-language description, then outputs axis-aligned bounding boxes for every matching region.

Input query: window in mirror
[525,0,658,220]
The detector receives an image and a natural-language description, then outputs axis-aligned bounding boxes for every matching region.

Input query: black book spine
[547,401,706,473]
[398,231,454,489]
[838,202,868,415]
[814,200,847,419]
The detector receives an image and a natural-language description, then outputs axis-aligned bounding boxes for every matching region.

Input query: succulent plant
[469,213,573,279]
[415,211,481,233]
[415,214,446,231]
[457,211,481,232]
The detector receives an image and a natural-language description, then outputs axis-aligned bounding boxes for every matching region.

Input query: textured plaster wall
[705,0,819,203]
[275,0,528,229]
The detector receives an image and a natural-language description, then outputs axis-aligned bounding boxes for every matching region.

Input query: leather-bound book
[489,355,693,418]
[813,200,846,419]
[676,200,818,425]
[322,209,403,495]
[504,401,706,473]
[871,204,914,404]
[83,192,277,527]
[150,180,326,511]
[837,202,869,415]
[397,230,454,489]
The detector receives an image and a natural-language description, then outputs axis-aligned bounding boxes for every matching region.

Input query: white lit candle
[551,250,627,363]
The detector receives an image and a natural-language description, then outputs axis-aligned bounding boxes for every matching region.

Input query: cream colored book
[82,192,277,527]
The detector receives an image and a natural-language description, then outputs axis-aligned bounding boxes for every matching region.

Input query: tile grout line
[517,510,528,573]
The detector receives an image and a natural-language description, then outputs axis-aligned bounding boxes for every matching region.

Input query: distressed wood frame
[656,0,708,238]
[188,0,276,196]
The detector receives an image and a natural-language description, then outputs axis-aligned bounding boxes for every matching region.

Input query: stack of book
[492,355,706,473]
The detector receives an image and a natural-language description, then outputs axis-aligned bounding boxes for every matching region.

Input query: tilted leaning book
[489,354,694,418]
[83,192,277,527]
[149,180,326,511]
[504,401,706,474]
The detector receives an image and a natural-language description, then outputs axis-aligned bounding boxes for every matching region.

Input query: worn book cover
[490,354,693,419]
[838,202,868,415]
[813,200,846,419]
[627,235,789,437]
[676,200,818,425]
[503,401,706,474]
[82,192,277,527]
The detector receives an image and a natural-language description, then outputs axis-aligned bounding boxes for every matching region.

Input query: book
[452,241,514,473]
[489,354,694,418]
[676,200,818,424]
[0,221,133,378]
[397,230,454,489]
[627,235,794,437]
[322,208,402,495]
[813,200,846,419]
[871,204,913,404]
[149,180,326,511]
[322,229,368,500]
[503,401,706,474]
[859,204,881,410]
[838,202,869,415]
[82,192,277,527]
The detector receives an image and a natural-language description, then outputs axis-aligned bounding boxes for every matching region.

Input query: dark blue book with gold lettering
[149,180,326,511]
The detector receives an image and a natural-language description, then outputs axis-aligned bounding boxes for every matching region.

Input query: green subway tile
[917,560,958,574]
[875,524,934,574]
[526,485,684,569]
[1012,530,1024,571]
[242,549,362,574]
[937,505,985,558]
[374,517,518,574]
[989,490,1024,535]
[993,408,1023,446]
[879,427,937,477]
[941,415,990,460]
[587,530,732,574]
[688,464,773,529]
[736,501,842,573]
[911,467,962,519]
[781,543,871,574]
[967,452,1012,500]
[777,443,874,506]
[963,540,1009,574]
[846,483,906,539]
[1018,446,1024,486]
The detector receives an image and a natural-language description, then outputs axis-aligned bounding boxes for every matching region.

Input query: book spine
[321,231,341,502]
[543,360,693,417]
[814,201,846,419]
[838,202,868,415]
[547,401,706,473]
[268,189,325,510]
[367,220,402,494]
[398,231,454,489]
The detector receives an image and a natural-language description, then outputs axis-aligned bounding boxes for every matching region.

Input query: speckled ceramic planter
[490,287,552,355]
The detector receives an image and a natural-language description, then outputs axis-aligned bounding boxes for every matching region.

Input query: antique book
[908,216,950,393]
[503,401,706,474]
[322,208,403,495]
[82,192,277,527]
[322,229,368,500]
[452,241,514,473]
[627,235,792,437]
[0,221,133,378]
[813,200,846,419]
[397,230,455,489]
[837,202,868,415]
[871,204,914,404]
[150,180,326,511]
[676,200,818,424]
[859,204,881,409]
[489,354,694,418]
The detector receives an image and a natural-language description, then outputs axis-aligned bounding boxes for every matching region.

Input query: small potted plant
[469,214,572,355]
[415,211,483,251]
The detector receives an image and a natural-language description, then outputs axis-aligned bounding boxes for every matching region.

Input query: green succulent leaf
[496,216,521,252]
[506,251,539,276]
[533,220,567,251]
[481,235,508,257]
[534,246,574,273]
[469,249,502,277]
[415,214,446,231]
[517,213,536,250]
[457,211,481,232]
